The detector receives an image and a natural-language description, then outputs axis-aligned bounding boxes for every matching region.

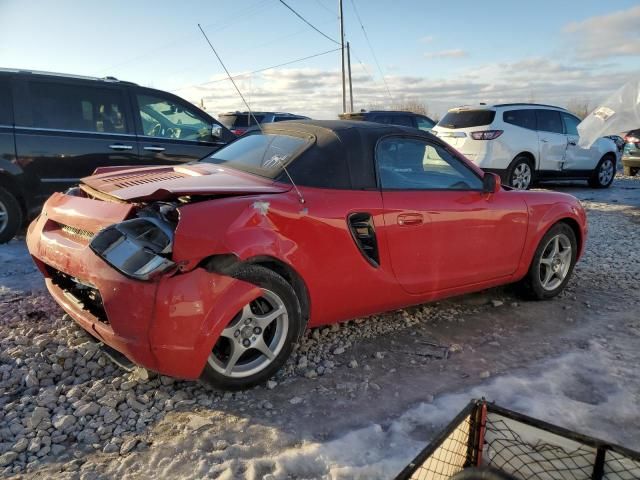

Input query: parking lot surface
[1,175,639,479]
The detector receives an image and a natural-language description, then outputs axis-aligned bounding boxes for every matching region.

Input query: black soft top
[262,120,435,190]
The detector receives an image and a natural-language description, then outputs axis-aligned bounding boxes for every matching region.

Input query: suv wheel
[507,156,533,190]
[0,187,22,244]
[588,155,615,188]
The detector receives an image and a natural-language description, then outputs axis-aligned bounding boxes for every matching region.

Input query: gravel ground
[1,174,639,479]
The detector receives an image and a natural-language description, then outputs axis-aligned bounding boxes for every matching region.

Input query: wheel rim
[511,162,531,190]
[598,159,614,185]
[208,289,289,379]
[0,199,8,233]
[538,233,572,291]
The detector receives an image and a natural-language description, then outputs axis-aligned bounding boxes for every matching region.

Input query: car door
[535,109,567,172]
[377,136,528,294]
[133,88,230,165]
[12,76,139,201]
[561,112,597,172]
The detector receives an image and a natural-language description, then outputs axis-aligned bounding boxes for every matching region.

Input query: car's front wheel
[201,265,303,390]
[0,187,22,244]
[506,156,533,190]
[519,222,577,300]
[588,155,615,188]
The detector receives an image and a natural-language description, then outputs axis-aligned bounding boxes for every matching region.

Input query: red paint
[27,167,587,380]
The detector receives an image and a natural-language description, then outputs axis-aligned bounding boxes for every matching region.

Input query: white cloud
[423,49,467,59]
[171,57,639,120]
[563,5,640,59]
[420,35,435,43]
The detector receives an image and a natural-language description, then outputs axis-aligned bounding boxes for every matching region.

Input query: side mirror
[211,124,223,139]
[482,172,501,194]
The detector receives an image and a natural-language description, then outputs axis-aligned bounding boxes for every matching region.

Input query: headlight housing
[90,212,177,281]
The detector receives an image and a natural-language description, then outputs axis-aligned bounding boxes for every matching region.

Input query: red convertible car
[27,121,587,390]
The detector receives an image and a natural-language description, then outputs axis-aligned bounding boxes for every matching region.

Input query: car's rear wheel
[588,155,615,188]
[506,156,533,190]
[201,265,303,390]
[519,222,577,300]
[0,187,22,244]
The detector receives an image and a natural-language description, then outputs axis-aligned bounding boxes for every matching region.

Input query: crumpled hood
[80,163,291,201]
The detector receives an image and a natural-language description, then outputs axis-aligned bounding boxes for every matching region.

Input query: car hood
[80,163,291,201]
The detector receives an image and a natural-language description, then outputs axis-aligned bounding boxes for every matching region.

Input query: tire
[200,264,303,390]
[519,222,577,300]
[588,155,615,188]
[506,155,534,190]
[0,187,22,244]
[452,467,517,480]
[624,165,638,177]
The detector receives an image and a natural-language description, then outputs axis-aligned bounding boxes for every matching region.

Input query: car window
[219,114,265,128]
[392,115,414,127]
[503,109,536,130]
[26,81,129,134]
[0,80,11,125]
[203,133,311,178]
[438,110,496,129]
[137,93,211,141]
[561,113,580,136]
[370,114,391,124]
[416,116,435,131]
[376,137,483,190]
[535,109,564,134]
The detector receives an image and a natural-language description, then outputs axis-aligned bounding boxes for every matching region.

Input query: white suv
[433,103,618,189]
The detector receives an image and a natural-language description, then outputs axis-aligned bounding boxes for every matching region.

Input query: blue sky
[1,0,639,118]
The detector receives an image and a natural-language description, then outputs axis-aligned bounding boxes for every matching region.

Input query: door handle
[398,213,423,226]
[144,146,166,152]
[109,144,133,150]
[540,139,548,143]
[568,140,577,146]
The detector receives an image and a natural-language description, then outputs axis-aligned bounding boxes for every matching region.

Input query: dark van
[0,69,234,242]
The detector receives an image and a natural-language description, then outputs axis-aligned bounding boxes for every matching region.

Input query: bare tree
[566,98,591,119]
[364,99,432,117]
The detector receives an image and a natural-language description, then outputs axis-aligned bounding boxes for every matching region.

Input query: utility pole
[347,42,353,113]
[339,0,346,113]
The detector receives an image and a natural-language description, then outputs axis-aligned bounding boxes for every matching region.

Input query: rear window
[438,110,496,129]
[503,109,536,130]
[202,133,311,178]
[536,109,563,134]
[219,114,265,129]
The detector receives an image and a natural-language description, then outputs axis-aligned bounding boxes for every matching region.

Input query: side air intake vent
[347,212,379,267]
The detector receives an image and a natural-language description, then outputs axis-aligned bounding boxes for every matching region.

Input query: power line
[348,0,393,102]
[277,0,340,45]
[171,47,341,92]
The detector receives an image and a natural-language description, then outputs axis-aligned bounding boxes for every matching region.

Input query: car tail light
[625,135,639,144]
[90,207,178,281]
[471,130,503,140]
[231,128,246,136]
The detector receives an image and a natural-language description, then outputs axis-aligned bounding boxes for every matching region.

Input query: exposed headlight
[90,216,176,281]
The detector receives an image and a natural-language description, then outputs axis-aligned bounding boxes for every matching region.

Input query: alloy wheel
[511,163,532,190]
[598,159,614,186]
[0,199,8,233]
[208,289,289,378]
[538,233,572,291]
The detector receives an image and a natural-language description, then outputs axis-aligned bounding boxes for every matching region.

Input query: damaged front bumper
[26,192,260,380]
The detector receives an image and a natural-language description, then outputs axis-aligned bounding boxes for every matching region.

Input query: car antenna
[197,24,305,204]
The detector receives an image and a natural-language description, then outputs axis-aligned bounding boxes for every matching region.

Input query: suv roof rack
[0,68,137,85]
[492,102,567,110]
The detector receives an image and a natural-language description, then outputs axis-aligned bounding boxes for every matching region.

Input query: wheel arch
[201,253,311,326]
[0,171,27,217]
[556,217,583,260]
[513,151,537,170]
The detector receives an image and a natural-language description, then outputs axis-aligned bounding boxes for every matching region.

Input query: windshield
[202,133,312,178]
[438,110,496,129]
[219,114,266,129]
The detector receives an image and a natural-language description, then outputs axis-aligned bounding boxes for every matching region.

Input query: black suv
[0,69,235,242]
[339,110,436,131]
[219,111,311,136]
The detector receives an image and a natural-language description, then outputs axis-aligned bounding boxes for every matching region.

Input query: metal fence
[395,400,640,480]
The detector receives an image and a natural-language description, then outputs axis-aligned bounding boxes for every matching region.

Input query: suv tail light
[625,134,639,144]
[231,128,246,136]
[471,130,503,140]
